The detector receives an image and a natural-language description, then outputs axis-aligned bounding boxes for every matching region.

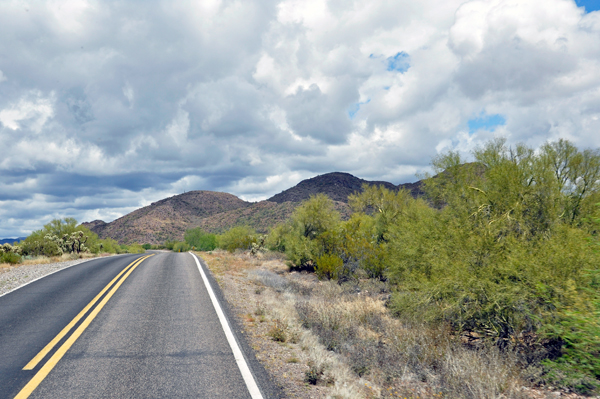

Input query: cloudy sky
[1,0,600,238]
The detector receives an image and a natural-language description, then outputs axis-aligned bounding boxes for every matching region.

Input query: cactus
[1,243,13,254]
[250,235,267,255]
[70,231,88,253]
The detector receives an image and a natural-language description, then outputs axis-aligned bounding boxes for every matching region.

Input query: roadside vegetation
[0,218,145,268]
[195,138,600,397]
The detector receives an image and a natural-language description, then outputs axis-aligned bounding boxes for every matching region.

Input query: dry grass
[199,250,592,399]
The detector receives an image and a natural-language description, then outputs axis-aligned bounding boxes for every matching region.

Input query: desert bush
[269,138,600,392]
[293,280,525,398]
[315,253,343,280]
[185,227,217,251]
[268,320,287,342]
[304,363,324,385]
[216,226,256,252]
[126,244,146,254]
[142,243,152,250]
[269,194,340,268]
[172,241,190,252]
[98,238,121,254]
[384,139,600,392]
[260,138,600,392]
[42,241,63,257]
[0,252,22,264]
[163,240,177,250]
[248,270,289,292]
[20,218,100,256]
[20,237,63,257]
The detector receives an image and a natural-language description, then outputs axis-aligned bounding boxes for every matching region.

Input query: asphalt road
[0,252,280,399]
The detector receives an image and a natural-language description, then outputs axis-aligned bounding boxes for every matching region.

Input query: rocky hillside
[83,191,249,244]
[83,172,424,244]
[267,171,424,203]
[196,200,352,235]
[267,172,398,203]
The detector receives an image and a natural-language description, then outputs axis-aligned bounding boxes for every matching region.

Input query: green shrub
[142,243,152,250]
[126,244,146,254]
[270,194,340,268]
[217,226,256,252]
[267,321,287,342]
[172,241,190,252]
[382,139,600,392]
[42,241,63,257]
[315,253,343,280]
[263,138,600,392]
[20,218,99,256]
[184,228,217,251]
[98,238,121,254]
[0,252,22,264]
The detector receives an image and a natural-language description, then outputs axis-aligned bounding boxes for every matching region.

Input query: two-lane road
[0,252,279,398]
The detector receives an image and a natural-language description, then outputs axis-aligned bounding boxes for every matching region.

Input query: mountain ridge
[83,172,423,244]
[0,237,26,245]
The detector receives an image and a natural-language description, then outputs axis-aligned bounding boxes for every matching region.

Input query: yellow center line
[15,254,154,399]
[23,255,152,371]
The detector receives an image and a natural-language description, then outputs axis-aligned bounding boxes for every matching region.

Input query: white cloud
[122,83,134,108]
[0,92,54,132]
[166,108,190,146]
[1,0,600,237]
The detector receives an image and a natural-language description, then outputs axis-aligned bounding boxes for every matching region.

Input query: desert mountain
[0,237,26,245]
[83,172,424,244]
[83,191,249,244]
[268,172,398,203]
[268,171,424,203]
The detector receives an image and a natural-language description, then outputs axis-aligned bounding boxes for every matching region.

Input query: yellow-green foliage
[315,253,343,280]
[99,238,122,254]
[217,226,256,252]
[384,139,600,393]
[270,138,600,392]
[172,241,190,252]
[126,244,146,254]
[20,218,101,257]
[0,251,22,264]
[268,194,340,268]
[184,227,217,251]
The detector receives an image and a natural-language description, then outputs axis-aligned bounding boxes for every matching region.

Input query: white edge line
[189,252,264,399]
[0,254,121,299]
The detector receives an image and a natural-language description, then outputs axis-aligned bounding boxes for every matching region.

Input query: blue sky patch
[387,52,410,72]
[348,99,370,119]
[575,0,600,13]
[468,113,506,134]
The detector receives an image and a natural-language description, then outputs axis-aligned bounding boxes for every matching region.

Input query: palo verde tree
[268,194,341,269]
[384,138,600,392]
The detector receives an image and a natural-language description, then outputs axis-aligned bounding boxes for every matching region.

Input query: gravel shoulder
[199,250,348,399]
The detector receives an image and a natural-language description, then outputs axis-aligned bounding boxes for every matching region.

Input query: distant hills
[267,172,424,203]
[0,237,26,245]
[82,172,425,244]
[83,191,250,244]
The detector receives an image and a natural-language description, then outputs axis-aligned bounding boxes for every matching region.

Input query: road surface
[0,252,280,398]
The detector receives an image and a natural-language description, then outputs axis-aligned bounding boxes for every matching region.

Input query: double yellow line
[15,254,154,399]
